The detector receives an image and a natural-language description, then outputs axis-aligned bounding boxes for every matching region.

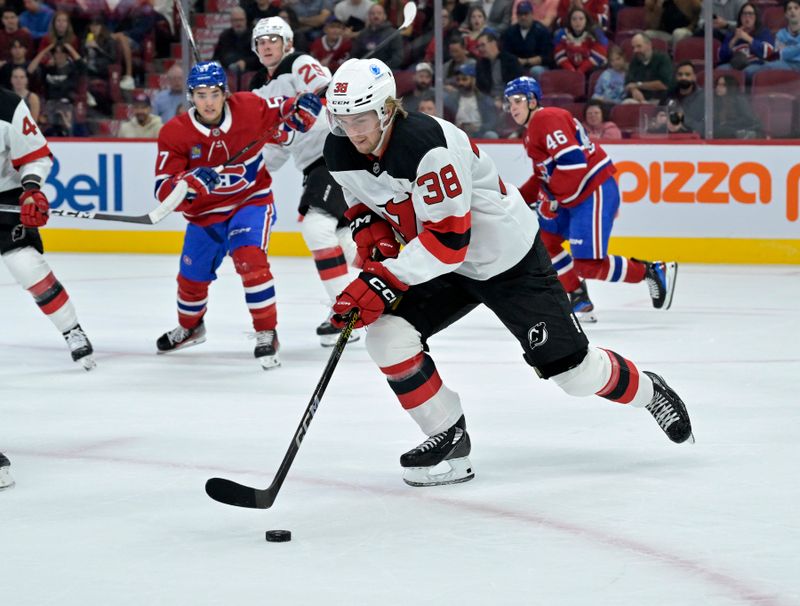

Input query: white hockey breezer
[400,416,475,487]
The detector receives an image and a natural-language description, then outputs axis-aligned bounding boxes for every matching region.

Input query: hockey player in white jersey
[324,59,693,488]
[0,88,95,370]
[250,17,362,347]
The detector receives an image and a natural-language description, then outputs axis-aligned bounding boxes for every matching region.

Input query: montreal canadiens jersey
[251,52,331,173]
[324,112,539,285]
[0,88,52,196]
[519,106,615,207]
[155,92,286,226]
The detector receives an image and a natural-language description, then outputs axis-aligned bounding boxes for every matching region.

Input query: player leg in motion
[505,77,677,323]
[0,88,94,369]
[324,60,693,487]
[0,452,14,490]
[250,17,361,346]
[153,61,321,369]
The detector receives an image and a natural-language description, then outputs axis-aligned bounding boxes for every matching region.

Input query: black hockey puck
[265,530,291,542]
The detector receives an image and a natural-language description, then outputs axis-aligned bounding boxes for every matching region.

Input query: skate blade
[79,355,97,371]
[319,330,361,347]
[156,335,207,354]
[0,469,15,491]
[258,355,281,371]
[576,310,598,324]
[402,456,475,487]
[662,262,678,310]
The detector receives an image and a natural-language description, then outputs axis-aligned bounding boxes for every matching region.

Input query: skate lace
[254,330,276,346]
[64,327,89,350]
[646,264,664,299]
[167,326,191,344]
[646,393,680,429]
[415,427,462,454]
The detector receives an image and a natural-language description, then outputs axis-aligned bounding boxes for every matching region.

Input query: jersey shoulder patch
[0,88,23,124]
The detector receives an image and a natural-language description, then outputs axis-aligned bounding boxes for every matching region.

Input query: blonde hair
[386,96,408,120]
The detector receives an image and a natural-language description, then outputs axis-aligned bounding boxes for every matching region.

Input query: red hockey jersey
[155,92,287,227]
[518,106,614,208]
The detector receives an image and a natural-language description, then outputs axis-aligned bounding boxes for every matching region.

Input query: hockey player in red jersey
[154,61,321,369]
[0,87,95,370]
[505,76,677,323]
[323,59,693,488]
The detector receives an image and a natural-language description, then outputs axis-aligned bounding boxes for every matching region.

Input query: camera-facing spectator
[444,62,499,138]
[503,1,553,78]
[403,62,434,112]
[557,0,610,31]
[351,3,403,68]
[665,60,704,134]
[476,30,523,106]
[591,44,626,105]
[27,40,85,103]
[19,0,52,42]
[214,7,260,74]
[623,32,673,104]
[83,16,116,79]
[417,93,438,117]
[310,17,352,72]
[37,10,77,54]
[10,64,40,121]
[0,37,32,89]
[118,92,163,138]
[582,99,621,140]
[442,35,476,89]
[554,7,607,75]
[762,0,800,72]
[718,2,776,80]
[0,9,34,61]
[460,4,489,59]
[152,63,184,123]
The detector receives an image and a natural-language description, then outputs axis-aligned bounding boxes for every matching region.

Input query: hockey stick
[175,0,201,63]
[363,2,417,60]
[205,311,360,509]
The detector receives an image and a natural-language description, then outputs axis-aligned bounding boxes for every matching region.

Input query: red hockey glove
[19,189,49,227]
[281,93,322,133]
[179,166,221,199]
[345,203,400,268]
[332,261,408,328]
[535,190,559,221]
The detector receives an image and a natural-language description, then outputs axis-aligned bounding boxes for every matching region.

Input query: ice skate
[316,314,361,347]
[0,452,14,491]
[401,416,474,487]
[156,321,207,353]
[254,329,280,370]
[569,280,597,323]
[642,260,678,310]
[63,324,96,370]
[644,371,694,444]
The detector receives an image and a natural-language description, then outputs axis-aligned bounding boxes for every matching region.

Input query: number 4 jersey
[518,106,615,208]
[324,112,539,286]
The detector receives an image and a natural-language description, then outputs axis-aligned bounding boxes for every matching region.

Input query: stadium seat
[762,6,786,32]
[587,70,603,98]
[751,69,800,96]
[539,70,586,100]
[394,70,416,97]
[610,104,658,135]
[752,93,795,138]
[239,71,257,92]
[541,93,575,108]
[615,7,647,32]
[674,37,720,65]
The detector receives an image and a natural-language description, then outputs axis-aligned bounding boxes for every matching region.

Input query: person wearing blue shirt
[764,0,800,71]
[19,0,53,41]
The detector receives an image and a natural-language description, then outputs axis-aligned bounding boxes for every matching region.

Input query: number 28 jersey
[324,112,539,286]
[519,106,615,208]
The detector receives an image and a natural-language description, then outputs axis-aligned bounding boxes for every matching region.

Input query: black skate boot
[0,452,14,491]
[639,260,678,310]
[316,314,361,347]
[156,321,207,353]
[644,371,694,444]
[569,280,597,323]
[254,329,280,370]
[63,324,96,370]
[400,415,474,487]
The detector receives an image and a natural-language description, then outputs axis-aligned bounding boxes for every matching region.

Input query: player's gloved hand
[281,93,321,133]
[180,167,221,198]
[19,189,50,227]
[332,261,408,328]
[535,191,559,221]
[345,203,400,268]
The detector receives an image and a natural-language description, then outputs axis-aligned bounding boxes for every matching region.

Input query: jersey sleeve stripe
[11,145,51,170]
[418,229,470,265]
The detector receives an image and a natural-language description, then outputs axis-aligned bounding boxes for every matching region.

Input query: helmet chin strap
[373,111,396,155]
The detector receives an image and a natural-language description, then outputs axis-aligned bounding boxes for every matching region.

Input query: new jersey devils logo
[527,321,548,350]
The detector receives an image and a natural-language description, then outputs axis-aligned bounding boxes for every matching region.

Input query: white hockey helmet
[251,17,294,55]
[326,58,397,136]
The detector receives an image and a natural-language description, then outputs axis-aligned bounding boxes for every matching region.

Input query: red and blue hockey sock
[232,246,277,331]
[177,274,210,329]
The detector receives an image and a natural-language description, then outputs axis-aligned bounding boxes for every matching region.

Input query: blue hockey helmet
[504,76,542,104]
[186,61,228,93]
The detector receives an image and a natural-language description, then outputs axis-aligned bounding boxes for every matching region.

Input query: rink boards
[38,139,800,263]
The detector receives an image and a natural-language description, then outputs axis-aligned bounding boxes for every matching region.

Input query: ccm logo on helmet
[333,82,348,94]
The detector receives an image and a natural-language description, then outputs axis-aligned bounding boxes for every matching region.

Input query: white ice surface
[1,254,799,606]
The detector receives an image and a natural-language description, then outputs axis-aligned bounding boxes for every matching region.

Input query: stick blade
[401,2,417,28]
[205,477,274,509]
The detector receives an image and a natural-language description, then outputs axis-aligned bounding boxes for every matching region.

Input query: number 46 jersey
[324,112,539,286]
[519,106,615,208]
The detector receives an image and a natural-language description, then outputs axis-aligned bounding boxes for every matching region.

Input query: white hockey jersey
[251,52,331,173]
[324,113,539,285]
[0,88,52,195]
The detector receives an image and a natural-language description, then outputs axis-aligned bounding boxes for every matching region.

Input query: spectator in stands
[351,3,403,68]
[762,0,800,72]
[483,0,514,34]
[713,73,761,137]
[10,65,39,121]
[152,63,184,123]
[0,9,34,61]
[644,0,701,47]
[310,17,351,71]
[19,0,52,42]
[423,8,460,64]
[292,0,331,40]
[277,6,309,51]
[417,92,438,116]
[557,0,610,31]
[718,3,776,80]
[38,10,78,53]
[582,99,621,139]
[460,4,489,59]
[110,0,158,90]
[442,35,475,89]
[334,0,371,33]
[403,62,434,112]
[513,0,559,29]
[27,42,85,136]
[84,16,116,80]
[707,0,748,39]
[665,60,704,134]
[0,37,31,88]
[444,62,499,138]
[214,7,259,74]
[118,91,163,137]
[591,44,626,105]
[646,100,694,134]
[245,0,280,28]
[503,0,553,78]
[476,30,523,106]
[554,7,607,75]
[623,32,672,104]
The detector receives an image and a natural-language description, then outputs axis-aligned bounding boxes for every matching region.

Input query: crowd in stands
[0,0,798,138]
